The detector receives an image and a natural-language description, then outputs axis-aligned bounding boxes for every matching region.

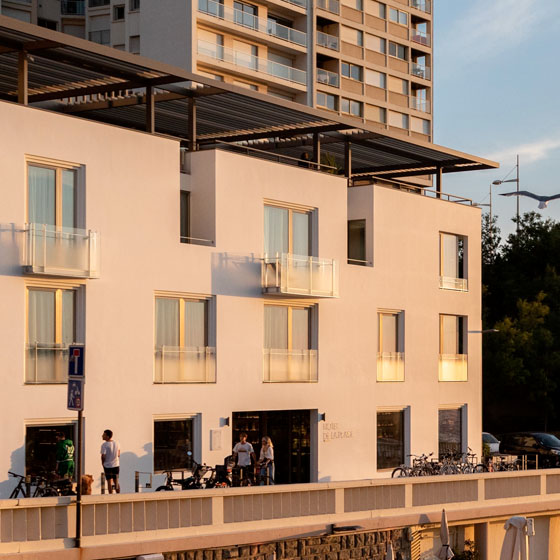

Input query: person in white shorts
[101,429,121,493]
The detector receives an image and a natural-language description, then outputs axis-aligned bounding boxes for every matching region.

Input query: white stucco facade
[0,99,482,497]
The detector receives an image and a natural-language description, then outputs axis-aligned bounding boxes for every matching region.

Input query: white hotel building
[0,17,497,497]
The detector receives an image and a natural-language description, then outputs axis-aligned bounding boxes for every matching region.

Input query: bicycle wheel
[391,467,409,478]
[155,485,174,491]
[473,464,486,473]
[440,465,457,476]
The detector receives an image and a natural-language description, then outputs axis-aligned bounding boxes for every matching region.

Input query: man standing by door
[55,431,75,480]
[101,429,120,493]
[233,432,256,484]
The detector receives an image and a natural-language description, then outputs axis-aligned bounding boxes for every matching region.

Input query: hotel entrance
[232,410,312,484]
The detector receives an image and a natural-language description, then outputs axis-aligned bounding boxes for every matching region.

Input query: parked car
[482,432,500,454]
[499,432,560,468]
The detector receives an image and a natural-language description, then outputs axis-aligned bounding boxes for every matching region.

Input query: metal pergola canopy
[0,16,498,180]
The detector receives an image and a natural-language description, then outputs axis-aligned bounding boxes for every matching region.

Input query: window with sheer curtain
[264,205,311,257]
[440,315,465,355]
[440,233,466,281]
[26,287,76,383]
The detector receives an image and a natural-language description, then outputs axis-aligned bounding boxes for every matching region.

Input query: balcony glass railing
[61,0,85,15]
[26,343,71,384]
[197,40,307,84]
[283,0,307,8]
[316,0,339,14]
[411,29,431,46]
[154,346,216,383]
[262,253,339,297]
[439,276,468,292]
[439,354,467,382]
[198,0,306,46]
[263,348,318,382]
[317,68,339,87]
[24,224,100,278]
[316,31,339,51]
[377,352,404,382]
[410,0,431,14]
[411,62,431,80]
[410,97,431,113]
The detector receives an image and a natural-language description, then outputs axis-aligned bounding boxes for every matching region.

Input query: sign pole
[76,408,82,548]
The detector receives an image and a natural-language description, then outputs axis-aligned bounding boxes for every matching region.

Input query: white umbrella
[385,542,394,560]
[437,509,454,559]
[500,516,529,560]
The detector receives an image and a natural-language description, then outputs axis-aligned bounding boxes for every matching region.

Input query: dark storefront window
[154,419,193,471]
[439,408,463,458]
[26,424,75,476]
[377,410,404,469]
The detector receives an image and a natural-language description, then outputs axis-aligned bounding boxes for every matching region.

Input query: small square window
[113,5,125,20]
[129,0,140,11]
[317,91,337,111]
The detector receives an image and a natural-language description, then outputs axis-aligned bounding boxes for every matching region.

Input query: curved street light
[492,154,520,232]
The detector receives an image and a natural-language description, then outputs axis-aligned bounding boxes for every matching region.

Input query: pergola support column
[313,133,321,170]
[145,85,155,133]
[188,97,197,151]
[436,166,443,198]
[345,140,352,179]
[18,51,28,105]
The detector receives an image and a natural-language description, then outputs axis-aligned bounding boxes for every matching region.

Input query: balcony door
[264,204,311,257]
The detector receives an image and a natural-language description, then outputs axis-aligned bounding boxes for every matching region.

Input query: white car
[483,432,500,454]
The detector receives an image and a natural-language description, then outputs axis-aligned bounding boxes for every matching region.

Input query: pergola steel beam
[17,51,27,105]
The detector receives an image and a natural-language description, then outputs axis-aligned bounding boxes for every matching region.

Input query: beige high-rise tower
[0,0,432,142]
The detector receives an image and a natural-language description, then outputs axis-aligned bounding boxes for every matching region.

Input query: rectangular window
[341,26,363,47]
[365,34,386,54]
[377,410,404,469]
[130,0,140,10]
[38,18,58,30]
[411,116,430,135]
[317,91,337,111]
[365,0,384,18]
[263,304,317,382]
[439,408,463,458]
[439,315,467,381]
[388,41,407,60]
[365,69,386,88]
[89,29,110,45]
[233,39,257,70]
[388,75,408,95]
[342,0,362,10]
[341,98,362,117]
[129,35,140,53]
[388,110,408,129]
[341,62,362,81]
[154,419,194,471]
[347,219,366,265]
[154,296,215,383]
[264,205,311,257]
[113,5,125,20]
[180,191,190,243]
[26,287,77,383]
[389,7,408,25]
[440,233,467,290]
[234,1,257,28]
[377,311,404,381]
[26,424,75,476]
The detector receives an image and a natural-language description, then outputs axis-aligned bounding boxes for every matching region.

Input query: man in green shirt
[55,432,75,479]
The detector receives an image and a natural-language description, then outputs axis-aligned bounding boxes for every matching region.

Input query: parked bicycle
[155,452,214,491]
[8,471,74,498]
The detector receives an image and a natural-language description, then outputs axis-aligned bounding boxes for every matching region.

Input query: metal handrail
[410,0,431,14]
[198,0,306,46]
[282,0,306,8]
[180,235,214,246]
[411,62,431,80]
[347,258,370,265]
[155,346,216,384]
[317,68,339,87]
[26,342,71,384]
[197,40,306,85]
[409,97,431,113]
[411,29,431,46]
[316,31,339,51]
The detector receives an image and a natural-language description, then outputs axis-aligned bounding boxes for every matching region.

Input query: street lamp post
[492,154,520,232]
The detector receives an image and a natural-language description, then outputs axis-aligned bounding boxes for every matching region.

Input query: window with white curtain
[440,315,466,355]
[264,204,311,257]
[440,233,467,290]
[377,311,404,381]
[26,287,77,383]
[154,296,215,383]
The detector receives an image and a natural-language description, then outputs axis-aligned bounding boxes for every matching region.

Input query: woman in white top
[257,436,274,485]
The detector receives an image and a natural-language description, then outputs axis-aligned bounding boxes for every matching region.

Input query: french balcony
[197,40,307,85]
[409,97,431,113]
[411,29,431,47]
[411,62,431,80]
[24,223,100,279]
[316,0,339,15]
[263,348,318,382]
[377,352,404,382]
[439,276,468,292]
[317,68,339,87]
[198,0,306,47]
[25,343,72,384]
[262,253,339,298]
[316,31,339,51]
[410,0,431,14]
[61,0,85,15]
[154,346,216,383]
[439,354,467,382]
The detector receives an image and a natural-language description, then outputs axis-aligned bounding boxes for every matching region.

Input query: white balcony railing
[411,29,431,47]
[316,31,339,51]
[263,348,318,382]
[439,354,467,382]
[410,0,431,14]
[411,62,431,80]
[197,40,307,85]
[409,97,431,113]
[317,68,339,87]
[316,0,339,14]
[198,0,306,46]
[25,343,72,384]
[439,276,468,292]
[154,346,216,383]
[377,352,404,382]
[24,223,100,278]
[262,253,339,297]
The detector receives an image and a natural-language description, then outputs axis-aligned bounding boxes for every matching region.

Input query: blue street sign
[67,378,84,411]
[68,345,85,378]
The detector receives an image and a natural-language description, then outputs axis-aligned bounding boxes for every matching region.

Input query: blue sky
[433,0,560,238]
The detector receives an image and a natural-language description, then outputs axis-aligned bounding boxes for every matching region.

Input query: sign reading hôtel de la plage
[322,422,353,442]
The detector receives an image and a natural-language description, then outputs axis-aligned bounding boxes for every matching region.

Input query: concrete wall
[0,99,481,498]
